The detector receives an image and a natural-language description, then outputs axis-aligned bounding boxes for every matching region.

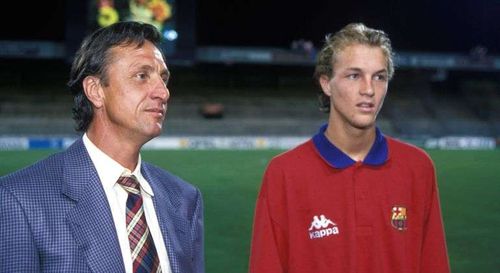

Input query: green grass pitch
[1,149,499,273]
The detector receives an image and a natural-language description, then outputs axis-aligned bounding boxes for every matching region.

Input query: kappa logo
[308,214,339,239]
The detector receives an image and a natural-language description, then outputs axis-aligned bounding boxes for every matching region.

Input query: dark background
[197,0,500,54]
[1,0,499,54]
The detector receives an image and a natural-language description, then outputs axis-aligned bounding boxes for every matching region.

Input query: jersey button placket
[354,162,371,229]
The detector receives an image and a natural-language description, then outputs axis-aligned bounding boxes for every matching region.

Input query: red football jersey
[249,126,450,273]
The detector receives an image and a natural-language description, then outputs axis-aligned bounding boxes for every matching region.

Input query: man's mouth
[356,102,375,111]
[146,106,166,117]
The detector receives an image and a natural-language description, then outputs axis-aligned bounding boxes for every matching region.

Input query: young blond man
[249,23,450,273]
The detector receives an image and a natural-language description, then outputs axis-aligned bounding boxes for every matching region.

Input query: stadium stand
[0,61,498,139]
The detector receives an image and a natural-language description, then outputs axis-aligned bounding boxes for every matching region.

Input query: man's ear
[319,75,332,97]
[82,76,105,108]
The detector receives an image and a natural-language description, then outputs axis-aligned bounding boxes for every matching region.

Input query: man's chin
[352,121,376,131]
[142,126,163,142]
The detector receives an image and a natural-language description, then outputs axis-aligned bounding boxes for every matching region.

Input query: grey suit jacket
[0,139,204,273]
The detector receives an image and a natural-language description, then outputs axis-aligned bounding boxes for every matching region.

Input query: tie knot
[117,175,141,195]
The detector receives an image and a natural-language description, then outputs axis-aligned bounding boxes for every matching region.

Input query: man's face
[320,43,389,131]
[99,41,170,143]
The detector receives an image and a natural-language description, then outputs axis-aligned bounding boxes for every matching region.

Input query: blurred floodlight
[163,29,178,41]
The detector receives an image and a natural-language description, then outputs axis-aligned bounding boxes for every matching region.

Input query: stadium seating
[0,62,498,139]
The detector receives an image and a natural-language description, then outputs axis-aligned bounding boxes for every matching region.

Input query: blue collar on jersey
[312,124,388,169]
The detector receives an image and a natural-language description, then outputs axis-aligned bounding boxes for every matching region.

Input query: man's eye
[347,74,359,79]
[136,72,149,80]
[374,74,387,81]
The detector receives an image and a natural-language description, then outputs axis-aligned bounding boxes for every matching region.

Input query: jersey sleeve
[249,161,288,273]
[420,162,451,273]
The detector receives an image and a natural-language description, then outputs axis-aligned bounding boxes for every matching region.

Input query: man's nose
[360,77,375,96]
[153,79,170,102]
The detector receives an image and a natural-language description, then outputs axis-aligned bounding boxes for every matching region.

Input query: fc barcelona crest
[391,206,408,231]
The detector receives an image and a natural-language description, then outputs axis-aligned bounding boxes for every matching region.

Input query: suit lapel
[142,165,190,273]
[62,139,125,273]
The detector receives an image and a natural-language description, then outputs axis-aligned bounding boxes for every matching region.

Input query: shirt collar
[82,133,154,196]
[312,124,388,169]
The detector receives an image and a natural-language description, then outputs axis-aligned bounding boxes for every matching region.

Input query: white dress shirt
[83,134,171,273]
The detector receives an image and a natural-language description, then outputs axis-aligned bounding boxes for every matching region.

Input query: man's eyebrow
[130,63,154,72]
[132,64,170,77]
[374,69,388,74]
[344,67,388,74]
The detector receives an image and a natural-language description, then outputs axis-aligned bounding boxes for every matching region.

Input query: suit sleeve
[420,164,451,273]
[0,185,40,272]
[249,163,288,273]
[191,188,205,273]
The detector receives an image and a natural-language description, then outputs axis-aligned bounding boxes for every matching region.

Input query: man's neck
[85,128,142,171]
[324,122,376,162]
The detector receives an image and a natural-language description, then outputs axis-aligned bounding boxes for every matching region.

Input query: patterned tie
[117,175,162,273]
